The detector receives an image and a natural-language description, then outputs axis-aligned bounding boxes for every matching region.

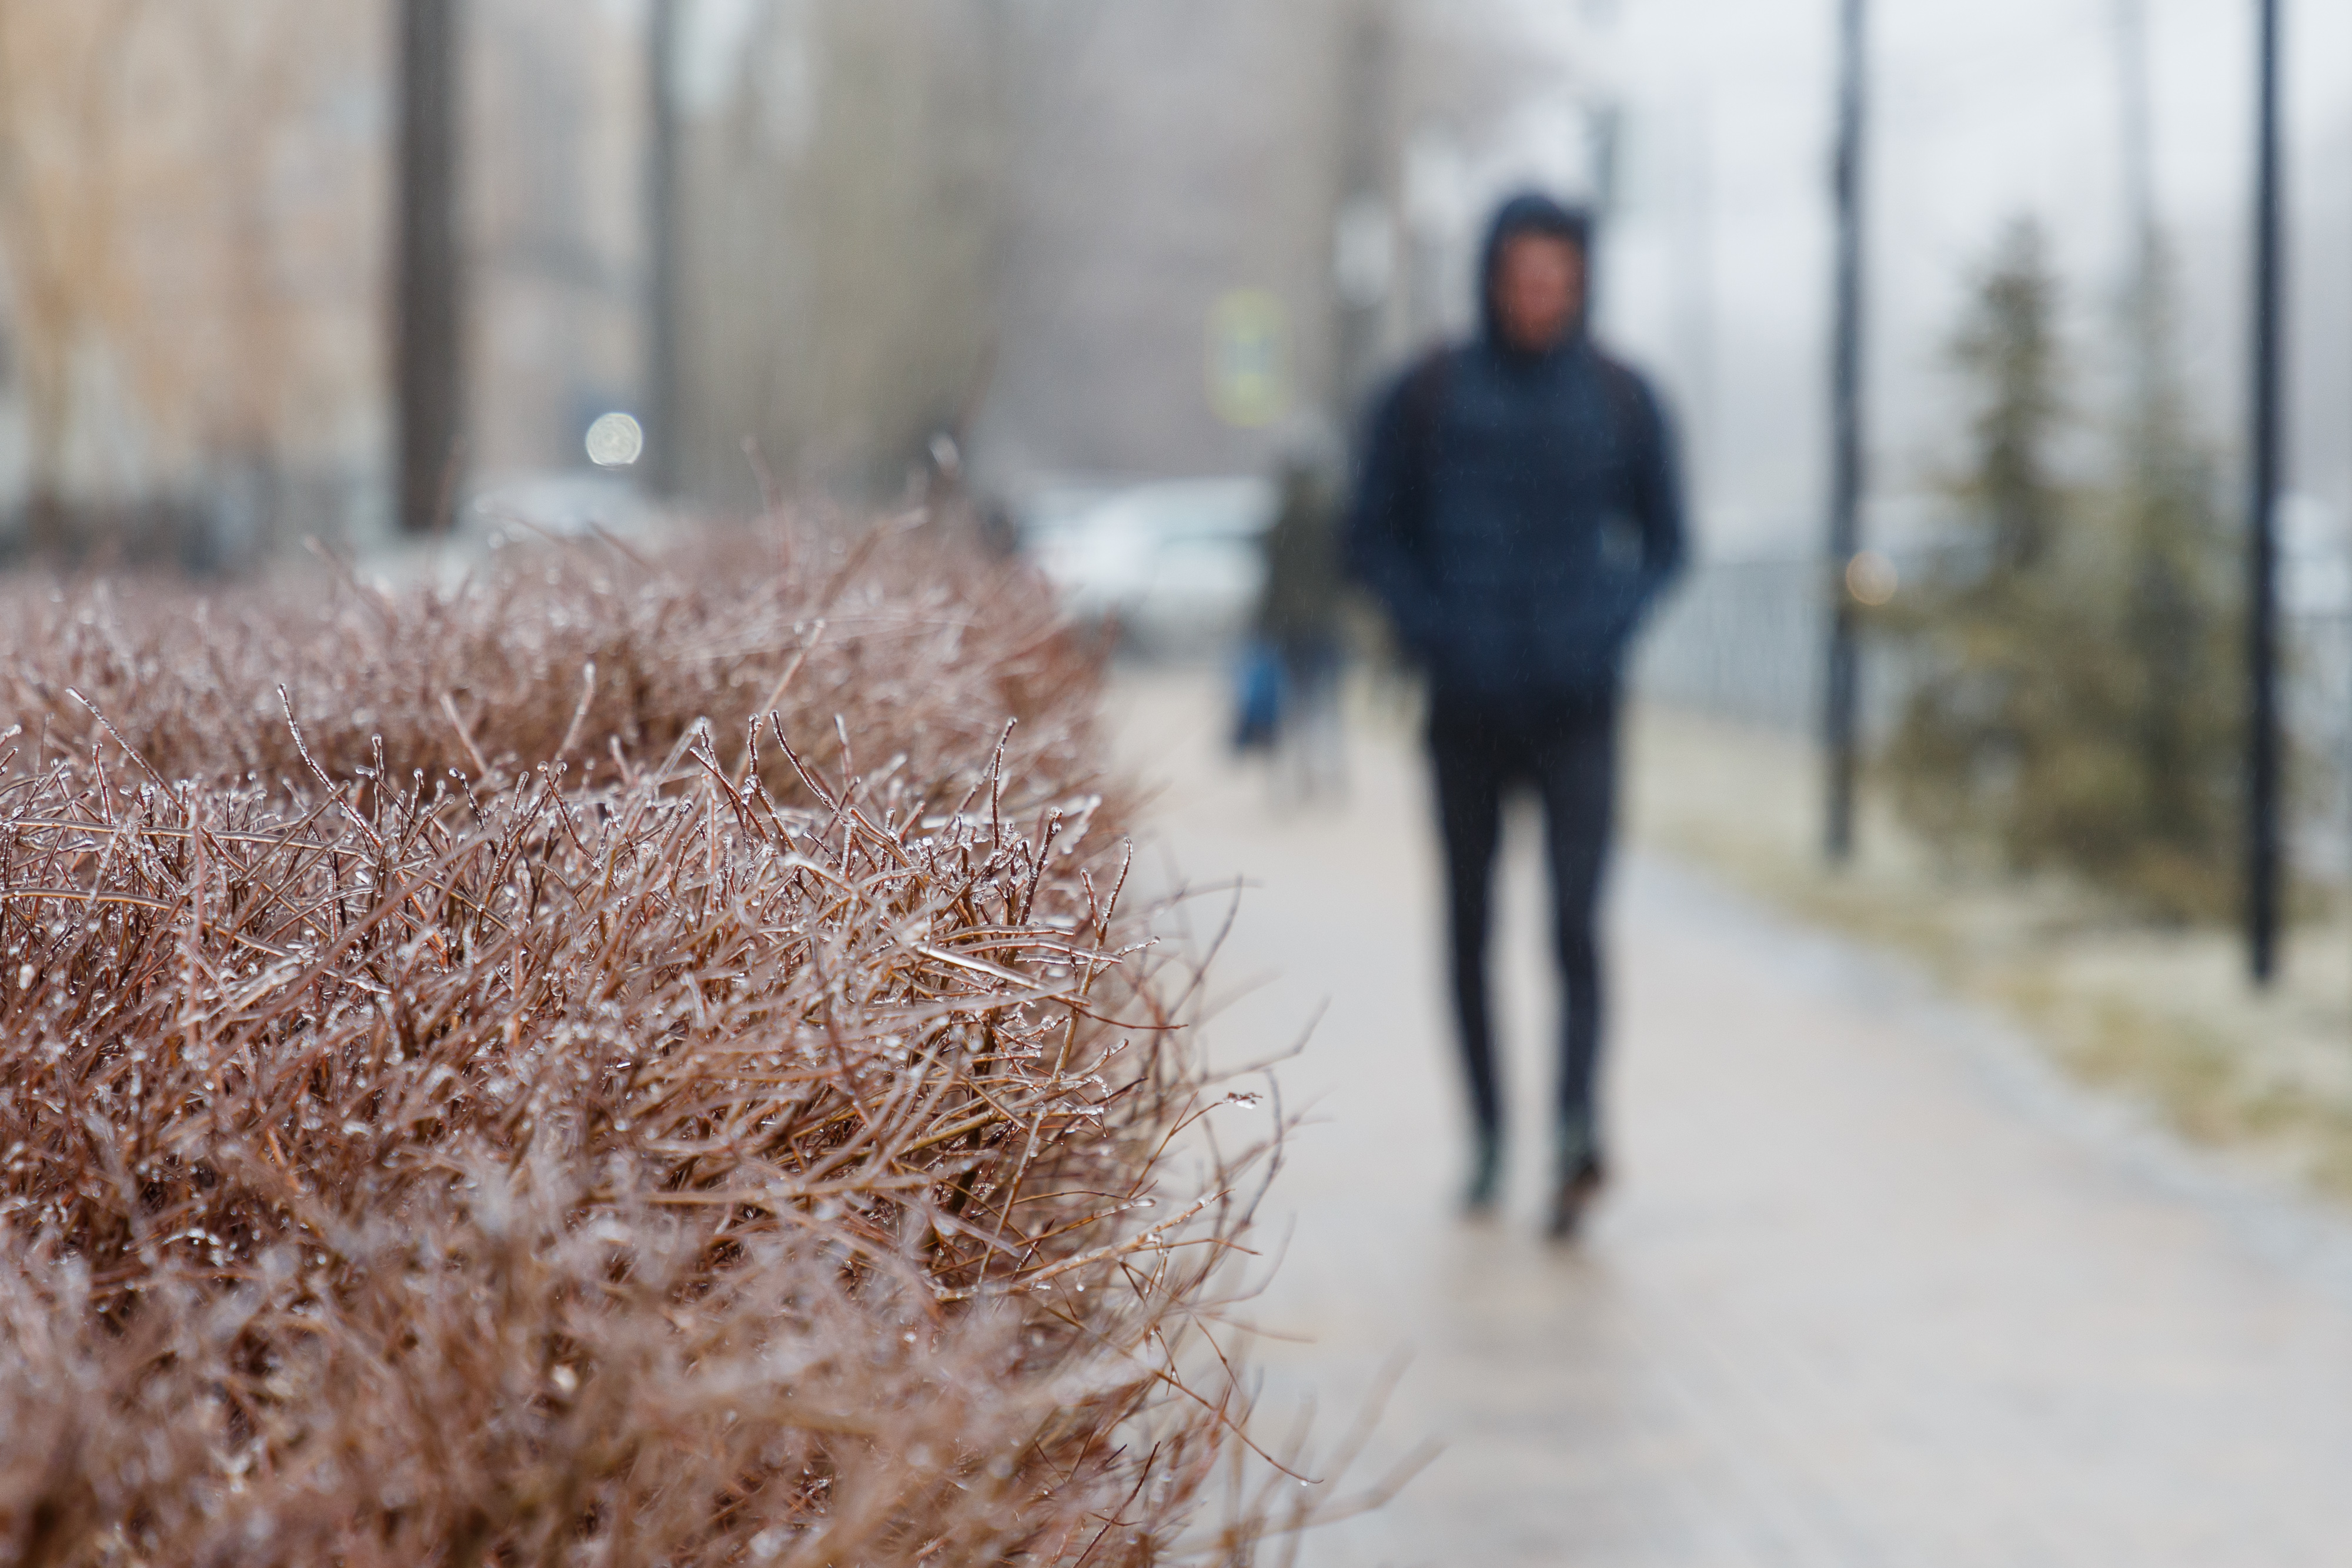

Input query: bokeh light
[584,411,643,468]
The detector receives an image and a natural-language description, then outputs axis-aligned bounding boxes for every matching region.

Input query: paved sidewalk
[1114,673,2352,1567]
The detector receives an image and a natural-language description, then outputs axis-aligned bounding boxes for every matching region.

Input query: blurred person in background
[1347,192,1685,1239]
[1239,434,1351,798]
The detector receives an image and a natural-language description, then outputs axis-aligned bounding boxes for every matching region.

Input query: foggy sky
[1542,0,2352,557]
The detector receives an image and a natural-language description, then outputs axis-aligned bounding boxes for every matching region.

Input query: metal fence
[1632,554,1831,736]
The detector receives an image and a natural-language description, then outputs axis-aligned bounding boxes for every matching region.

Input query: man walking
[1347,192,1685,1238]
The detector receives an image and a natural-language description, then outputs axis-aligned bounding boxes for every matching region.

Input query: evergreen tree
[2099,239,2240,917]
[1885,218,2238,920]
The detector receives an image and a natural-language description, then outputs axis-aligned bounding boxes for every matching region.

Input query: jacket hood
[1478,190,1595,351]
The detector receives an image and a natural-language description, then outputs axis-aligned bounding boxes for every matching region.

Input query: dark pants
[1429,690,1618,1164]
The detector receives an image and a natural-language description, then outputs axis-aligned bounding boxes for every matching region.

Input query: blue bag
[1230,640,1286,752]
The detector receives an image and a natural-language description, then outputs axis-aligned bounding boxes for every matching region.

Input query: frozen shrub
[0,523,1372,1566]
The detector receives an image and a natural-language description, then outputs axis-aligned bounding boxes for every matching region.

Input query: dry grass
[0,523,1381,1567]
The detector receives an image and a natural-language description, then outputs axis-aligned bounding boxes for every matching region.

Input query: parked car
[1015,476,1276,657]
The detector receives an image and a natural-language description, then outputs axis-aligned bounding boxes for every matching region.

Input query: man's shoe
[1546,1152,1606,1241]
[1464,1129,1504,1216]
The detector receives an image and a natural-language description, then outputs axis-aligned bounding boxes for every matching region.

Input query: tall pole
[1823,0,1867,864]
[645,0,682,497]
[393,0,463,534]
[2246,0,2284,984]
[2114,0,2157,410]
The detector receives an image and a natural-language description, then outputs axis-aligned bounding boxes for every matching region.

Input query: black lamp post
[2246,0,2283,985]
[1824,0,1867,863]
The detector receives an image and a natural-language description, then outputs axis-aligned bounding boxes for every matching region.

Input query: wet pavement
[1113,671,2352,1567]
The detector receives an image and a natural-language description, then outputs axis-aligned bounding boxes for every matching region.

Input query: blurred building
[0,2,386,564]
[964,0,1608,504]
[0,0,647,566]
[662,0,1424,512]
[0,0,1613,556]
[666,0,1009,511]
[659,0,1617,510]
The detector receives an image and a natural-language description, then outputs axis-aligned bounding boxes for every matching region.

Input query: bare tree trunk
[394,0,463,533]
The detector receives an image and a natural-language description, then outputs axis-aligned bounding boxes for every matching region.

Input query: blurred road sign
[1207,289,1290,427]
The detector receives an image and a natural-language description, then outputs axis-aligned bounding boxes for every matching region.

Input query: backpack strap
[1394,346,1452,546]
[1401,345,1452,463]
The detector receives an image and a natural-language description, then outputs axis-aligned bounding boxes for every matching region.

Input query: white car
[1018,476,1277,657]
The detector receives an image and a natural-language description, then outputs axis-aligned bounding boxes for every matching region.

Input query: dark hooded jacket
[1347,193,1686,704]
